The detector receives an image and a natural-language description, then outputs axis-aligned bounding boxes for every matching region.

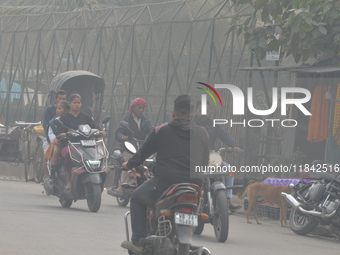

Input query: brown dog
[237,183,291,227]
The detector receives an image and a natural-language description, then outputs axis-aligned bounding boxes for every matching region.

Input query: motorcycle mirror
[101,116,110,124]
[124,141,137,154]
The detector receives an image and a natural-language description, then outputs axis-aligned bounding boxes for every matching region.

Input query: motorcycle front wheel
[213,190,229,242]
[289,207,319,235]
[86,183,102,212]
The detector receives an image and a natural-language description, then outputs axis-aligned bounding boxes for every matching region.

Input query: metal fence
[0,0,253,151]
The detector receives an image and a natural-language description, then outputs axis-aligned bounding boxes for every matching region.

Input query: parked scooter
[122,140,211,255]
[44,117,110,212]
[281,160,340,236]
[193,147,243,242]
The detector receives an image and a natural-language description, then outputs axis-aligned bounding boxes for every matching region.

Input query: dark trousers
[130,178,170,245]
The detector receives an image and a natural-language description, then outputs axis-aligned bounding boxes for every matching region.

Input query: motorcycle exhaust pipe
[281,192,337,219]
[191,247,211,255]
[281,192,300,208]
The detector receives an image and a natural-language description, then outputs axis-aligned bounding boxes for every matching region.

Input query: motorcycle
[193,147,243,242]
[108,121,154,207]
[44,116,110,212]
[122,140,211,255]
[281,160,340,236]
[109,147,150,207]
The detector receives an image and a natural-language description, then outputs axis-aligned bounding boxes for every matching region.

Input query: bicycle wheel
[25,142,32,182]
[33,141,44,183]
[21,140,29,182]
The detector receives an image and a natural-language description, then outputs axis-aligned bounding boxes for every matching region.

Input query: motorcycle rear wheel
[87,183,102,212]
[116,196,130,207]
[289,207,319,235]
[213,190,229,242]
[192,219,205,235]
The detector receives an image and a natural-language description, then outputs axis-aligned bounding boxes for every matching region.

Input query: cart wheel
[33,142,44,183]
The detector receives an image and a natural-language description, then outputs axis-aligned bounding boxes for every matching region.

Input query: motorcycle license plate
[80,140,96,146]
[175,213,198,226]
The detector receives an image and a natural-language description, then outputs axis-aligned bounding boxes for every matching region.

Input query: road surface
[0,179,339,255]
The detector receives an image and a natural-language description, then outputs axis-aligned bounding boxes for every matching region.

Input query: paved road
[0,179,339,255]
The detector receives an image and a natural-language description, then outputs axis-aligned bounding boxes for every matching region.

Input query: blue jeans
[222,161,233,199]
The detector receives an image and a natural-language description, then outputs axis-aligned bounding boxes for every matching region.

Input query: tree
[229,0,340,63]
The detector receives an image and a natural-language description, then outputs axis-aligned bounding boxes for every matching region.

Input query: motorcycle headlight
[87,160,101,169]
[209,153,222,166]
[79,124,91,136]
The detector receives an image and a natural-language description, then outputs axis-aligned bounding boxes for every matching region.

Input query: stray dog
[237,183,291,227]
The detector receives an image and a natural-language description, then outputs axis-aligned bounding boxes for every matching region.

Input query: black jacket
[193,115,238,150]
[126,118,209,186]
[115,113,154,153]
[56,112,96,148]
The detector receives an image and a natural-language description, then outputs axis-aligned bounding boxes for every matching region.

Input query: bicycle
[15,121,42,182]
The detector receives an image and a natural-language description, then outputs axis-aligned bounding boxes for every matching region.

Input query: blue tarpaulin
[0,78,21,102]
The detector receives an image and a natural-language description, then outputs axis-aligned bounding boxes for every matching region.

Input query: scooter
[44,117,110,212]
[122,140,211,255]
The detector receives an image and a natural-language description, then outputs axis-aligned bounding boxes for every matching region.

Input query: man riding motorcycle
[120,94,210,254]
[109,98,154,197]
[194,100,243,212]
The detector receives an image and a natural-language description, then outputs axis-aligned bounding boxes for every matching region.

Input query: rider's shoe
[121,240,143,254]
[65,182,71,190]
[43,178,53,196]
[107,188,122,197]
[49,175,55,184]
[43,179,51,196]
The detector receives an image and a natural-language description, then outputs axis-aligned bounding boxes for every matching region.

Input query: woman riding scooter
[56,94,105,189]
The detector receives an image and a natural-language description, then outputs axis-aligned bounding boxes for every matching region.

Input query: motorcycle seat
[308,172,335,182]
[154,183,201,206]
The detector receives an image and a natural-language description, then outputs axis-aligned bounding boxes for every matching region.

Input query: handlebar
[120,165,145,173]
[218,147,233,153]
[15,121,41,126]
[218,147,244,154]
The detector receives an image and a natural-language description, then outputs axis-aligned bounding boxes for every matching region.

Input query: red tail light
[181,208,192,213]
[176,194,198,204]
